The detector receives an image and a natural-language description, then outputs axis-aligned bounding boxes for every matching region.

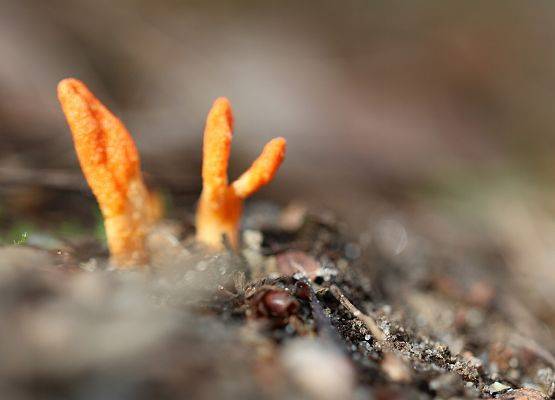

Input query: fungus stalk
[57,78,160,267]
[196,98,286,249]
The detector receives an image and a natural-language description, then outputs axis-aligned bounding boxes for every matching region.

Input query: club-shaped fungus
[57,78,161,268]
[196,97,286,249]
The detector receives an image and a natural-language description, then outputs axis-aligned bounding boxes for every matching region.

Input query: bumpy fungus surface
[196,98,286,248]
[58,78,160,267]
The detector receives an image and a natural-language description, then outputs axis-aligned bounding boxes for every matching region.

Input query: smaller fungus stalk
[57,78,160,268]
[196,97,286,248]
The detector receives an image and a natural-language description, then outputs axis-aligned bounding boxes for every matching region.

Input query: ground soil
[0,199,553,400]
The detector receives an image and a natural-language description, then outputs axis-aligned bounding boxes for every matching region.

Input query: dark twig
[330,284,386,342]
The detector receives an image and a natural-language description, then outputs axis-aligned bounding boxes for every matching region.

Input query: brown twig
[330,284,386,342]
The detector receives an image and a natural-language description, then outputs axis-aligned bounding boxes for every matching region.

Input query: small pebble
[487,382,511,394]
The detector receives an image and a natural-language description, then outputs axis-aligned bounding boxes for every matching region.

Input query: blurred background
[1,1,555,312]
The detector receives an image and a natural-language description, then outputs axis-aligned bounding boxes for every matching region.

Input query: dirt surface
[0,202,554,400]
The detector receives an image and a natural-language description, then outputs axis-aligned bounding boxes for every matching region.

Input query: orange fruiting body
[57,78,160,267]
[196,97,286,248]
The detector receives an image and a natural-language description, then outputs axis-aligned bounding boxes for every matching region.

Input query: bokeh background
[1,1,555,314]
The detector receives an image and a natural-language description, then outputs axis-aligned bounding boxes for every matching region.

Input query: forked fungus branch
[196,97,286,248]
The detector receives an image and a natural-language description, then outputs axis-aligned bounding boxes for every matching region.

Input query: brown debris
[249,287,300,324]
[276,251,320,280]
